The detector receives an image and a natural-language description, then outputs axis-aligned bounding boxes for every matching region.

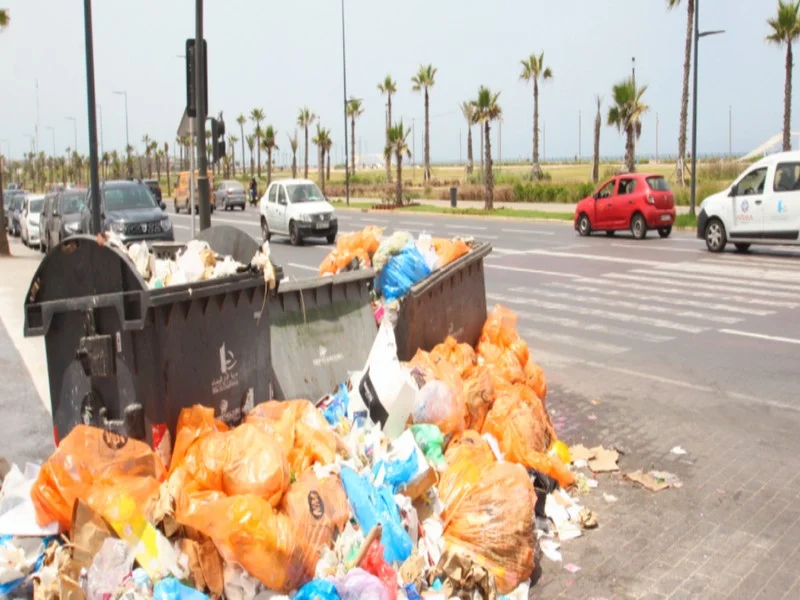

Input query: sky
[0,0,788,166]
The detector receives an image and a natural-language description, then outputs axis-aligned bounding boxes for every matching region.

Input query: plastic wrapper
[296,579,341,600]
[411,381,467,439]
[371,446,418,493]
[340,466,412,564]
[437,436,537,595]
[408,350,467,437]
[461,365,495,432]
[361,540,398,600]
[336,568,392,600]
[373,231,414,271]
[375,244,432,302]
[31,425,166,531]
[431,238,469,267]
[246,400,337,475]
[410,424,446,471]
[86,538,136,600]
[429,336,476,376]
[153,577,210,599]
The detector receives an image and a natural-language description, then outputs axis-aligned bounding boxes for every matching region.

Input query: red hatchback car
[574,173,676,239]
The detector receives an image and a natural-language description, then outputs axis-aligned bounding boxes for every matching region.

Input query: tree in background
[297,107,316,179]
[346,97,364,174]
[313,125,325,192]
[767,0,800,151]
[250,108,265,176]
[236,114,247,175]
[246,134,255,176]
[261,125,278,186]
[228,134,238,176]
[378,75,397,182]
[592,96,602,184]
[608,77,649,173]
[411,64,437,182]
[154,147,163,183]
[142,135,153,178]
[323,129,333,182]
[459,101,475,175]
[288,134,299,178]
[667,0,695,184]
[164,142,171,195]
[472,86,502,211]
[519,52,553,179]
[385,121,411,207]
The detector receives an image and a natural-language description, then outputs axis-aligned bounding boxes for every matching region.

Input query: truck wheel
[289,221,303,246]
[261,217,271,242]
[705,219,727,253]
[577,214,591,237]
[631,214,647,240]
[658,226,672,238]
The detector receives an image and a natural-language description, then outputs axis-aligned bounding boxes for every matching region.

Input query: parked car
[698,151,800,252]
[80,180,174,245]
[4,191,25,236]
[214,180,247,211]
[174,170,216,213]
[143,179,163,204]
[41,190,86,253]
[20,194,45,248]
[259,179,337,245]
[574,173,676,240]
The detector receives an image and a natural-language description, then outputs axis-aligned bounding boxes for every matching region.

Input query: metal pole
[656,112,659,163]
[195,0,210,229]
[412,119,416,166]
[499,119,502,166]
[341,0,350,206]
[189,119,196,237]
[83,0,101,235]
[543,121,546,161]
[578,111,582,162]
[690,0,700,217]
[36,78,40,154]
[459,129,462,164]
[631,57,636,166]
[98,104,104,157]
[729,105,732,157]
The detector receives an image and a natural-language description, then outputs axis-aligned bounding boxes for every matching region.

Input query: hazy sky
[0,0,788,165]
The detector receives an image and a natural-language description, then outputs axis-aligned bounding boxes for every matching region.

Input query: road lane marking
[622,270,800,295]
[510,308,674,343]
[520,328,629,355]
[609,243,702,254]
[486,292,708,334]
[173,224,190,230]
[501,228,556,235]
[288,263,321,272]
[547,281,775,316]
[399,221,429,227]
[508,287,742,325]
[718,329,800,346]
[701,255,800,270]
[486,265,580,278]
[446,224,487,230]
[523,248,665,267]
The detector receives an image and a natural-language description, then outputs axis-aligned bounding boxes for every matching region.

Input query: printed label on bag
[308,490,325,520]
[358,367,389,427]
[103,429,128,450]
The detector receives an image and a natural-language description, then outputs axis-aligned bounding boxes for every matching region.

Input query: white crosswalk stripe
[658,261,800,284]
[520,327,630,355]
[618,271,800,297]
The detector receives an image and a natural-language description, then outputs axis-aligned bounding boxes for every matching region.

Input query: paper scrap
[602,493,618,503]
[588,446,619,473]
[569,445,594,462]
[539,539,562,563]
[625,469,682,492]
[670,446,687,455]
[564,563,582,574]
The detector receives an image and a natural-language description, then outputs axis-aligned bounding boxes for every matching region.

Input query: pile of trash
[319,226,471,302]
[1,306,599,599]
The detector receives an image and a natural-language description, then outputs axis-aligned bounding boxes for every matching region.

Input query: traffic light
[210,116,226,164]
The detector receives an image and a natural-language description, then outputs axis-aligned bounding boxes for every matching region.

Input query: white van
[259,179,337,246]
[698,151,800,252]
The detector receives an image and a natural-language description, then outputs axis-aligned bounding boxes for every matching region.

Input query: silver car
[214,180,247,211]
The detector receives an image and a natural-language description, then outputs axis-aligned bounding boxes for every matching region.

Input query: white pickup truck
[698,151,800,252]
[259,179,337,246]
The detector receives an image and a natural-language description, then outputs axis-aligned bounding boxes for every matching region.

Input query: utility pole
[631,57,636,165]
[412,119,416,166]
[83,0,101,235]
[459,129,462,164]
[578,111,582,162]
[340,0,350,206]
[656,112,659,163]
[543,121,546,161]
[499,119,502,166]
[729,105,732,157]
[35,78,40,154]
[98,104,104,157]
[195,0,210,230]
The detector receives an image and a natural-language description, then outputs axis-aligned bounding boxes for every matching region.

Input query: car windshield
[226,181,244,191]
[647,177,670,191]
[9,194,23,210]
[29,199,43,213]
[103,186,157,211]
[61,194,84,214]
[286,183,324,203]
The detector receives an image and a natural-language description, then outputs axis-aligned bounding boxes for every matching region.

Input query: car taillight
[647,194,655,205]
[227,190,231,196]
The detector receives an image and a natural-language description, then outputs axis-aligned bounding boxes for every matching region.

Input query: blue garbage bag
[296,578,341,600]
[375,243,432,302]
[153,577,209,600]
[371,447,418,493]
[323,383,350,426]
[340,466,412,564]
[0,535,57,596]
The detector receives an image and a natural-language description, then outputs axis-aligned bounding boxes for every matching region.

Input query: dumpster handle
[26,290,148,337]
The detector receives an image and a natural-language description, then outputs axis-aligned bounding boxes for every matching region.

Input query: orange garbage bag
[170,405,229,474]
[432,238,469,267]
[245,400,337,474]
[319,248,371,276]
[319,226,383,275]
[430,336,476,376]
[31,425,165,531]
[437,433,536,595]
[461,364,494,432]
[525,360,548,404]
[478,305,521,350]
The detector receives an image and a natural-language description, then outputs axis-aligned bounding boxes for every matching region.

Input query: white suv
[259,179,337,246]
[699,151,800,252]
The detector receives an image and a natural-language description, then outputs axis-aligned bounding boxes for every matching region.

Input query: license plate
[315,221,326,230]
[661,215,671,222]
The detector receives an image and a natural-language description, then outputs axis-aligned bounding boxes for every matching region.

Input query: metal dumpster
[269,270,377,401]
[24,229,272,449]
[393,242,492,361]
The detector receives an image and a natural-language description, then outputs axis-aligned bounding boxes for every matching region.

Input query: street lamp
[341,0,350,206]
[113,89,130,154]
[689,0,724,217]
[65,116,78,153]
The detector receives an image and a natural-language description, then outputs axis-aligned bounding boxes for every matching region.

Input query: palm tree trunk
[626,125,636,173]
[239,125,246,178]
[318,147,324,193]
[466,126,473,174]
[165,152,171,195]
[267,149,272,185]
[231,145,236,176]
[292,151,297,178]
[784,43,793,152]
[592,107,601,184]
[479,125,484,182]
[532,79,541,177]
[395,149,403,206]
[424,89,431,182]
[257,133,262,177]
[304,126,310,178]
[351,117,356,174]
[386,95,393,183]
[677,0,694,185]
[484,120,493,211]
[326,150,331,182]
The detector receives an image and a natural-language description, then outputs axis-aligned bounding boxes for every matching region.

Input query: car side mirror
[160,201,166,210]
[729,184,738,197]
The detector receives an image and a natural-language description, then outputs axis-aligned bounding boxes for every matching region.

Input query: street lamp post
[113,90,130,176]
[689,0,725,217]
[65,117,77,152]
[341,0,350,206]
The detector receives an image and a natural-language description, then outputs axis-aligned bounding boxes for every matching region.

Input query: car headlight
[65,222,81,233]
[109,222,126,234]
[160,217,172,232]
[298,213,311,222]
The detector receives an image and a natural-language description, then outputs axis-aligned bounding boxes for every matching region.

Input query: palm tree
[154,148,163,182]
[288,134,299,178]
[164,142,171,195]
[378,75,398,182]
[246,134,256,176]
[297,107,316,179]
[459,101,475,175]
[142,135,153,178]
[385,121,411,206]
[472,86,502,211]
[607,77,649,173]
[250,108,265,176]
[323,130,333,182]
[411,64,437,182]
[519,52,553,179]
[228,134,238,176]
[313,125,325,191]
[592,96,602,184]
[110,151,120,179]
[346,97,364,173]
[236,114,247,175]
[768,0,800,152]
[261,125,278,185]
[668,0,695,183]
